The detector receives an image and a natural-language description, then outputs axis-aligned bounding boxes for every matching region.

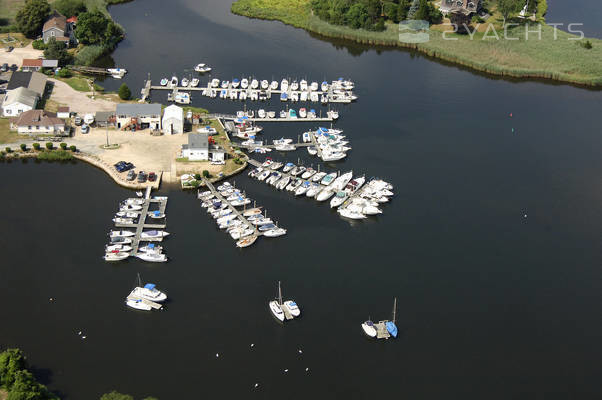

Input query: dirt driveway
[0,44,43,67]
[47,78,117,114]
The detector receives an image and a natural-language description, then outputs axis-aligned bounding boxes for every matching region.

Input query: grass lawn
[0,118,21,144]
[0,32,31,47]
[231,0,602,86]
[2,0,121,25]
[58,76,91,92]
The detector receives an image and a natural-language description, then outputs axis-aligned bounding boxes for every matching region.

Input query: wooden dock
[201,177,262,235]
[374,321,391,339]
[281,303,294,320]
[115,187,168,254]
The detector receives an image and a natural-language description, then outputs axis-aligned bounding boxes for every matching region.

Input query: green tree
[75,10,110,45]
[202,170,210,178]
[32,143,41,150]
[498,0,519,27]
[53,0,86,17]
[45,142,53,150]
[57,68,72,78]
[44,38,71,66]
[15,0,51,38]
[118,83,131,100]
[20,144,27,151]
[100,391,134,400]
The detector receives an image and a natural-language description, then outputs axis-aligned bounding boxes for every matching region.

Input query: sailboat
[129,273,167,302]
[385,298,398,338]
[269,281,285,322]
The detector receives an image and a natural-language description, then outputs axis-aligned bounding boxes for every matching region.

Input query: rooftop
[6,72,47,96]
[43,11,67,33]
[116,103,162,117]
[11,110,64,127]
[3,87,38,108]
[187,133,208,149]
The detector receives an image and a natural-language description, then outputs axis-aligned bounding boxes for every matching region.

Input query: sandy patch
[47,78,117,114]
[0,44,43,67]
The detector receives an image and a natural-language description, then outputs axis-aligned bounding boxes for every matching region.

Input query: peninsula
[231,0,602,86]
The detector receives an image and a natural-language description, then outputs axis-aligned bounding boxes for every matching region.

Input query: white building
[115,103,162,130]
[162,104,183,135]
[9,110,66,135]
[182,133,209,161]
[2,87,38,117]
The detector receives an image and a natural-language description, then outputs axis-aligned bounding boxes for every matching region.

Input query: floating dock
[201,178,259,233]
[374,321,391,339]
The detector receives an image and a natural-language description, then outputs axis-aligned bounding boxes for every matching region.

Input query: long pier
[201,178,261,235]
[141,78,356,104]
[208,113,337,123]
[115,187,168,254]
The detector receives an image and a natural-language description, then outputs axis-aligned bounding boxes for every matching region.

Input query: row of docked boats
[160,76,201,88]
[212,77,353,92]
[103,195,170,262]
[198,181,287,248]
[249,158,394,219]
[303,126,350,162]
[126,273,168,311]
[235,108,339,120]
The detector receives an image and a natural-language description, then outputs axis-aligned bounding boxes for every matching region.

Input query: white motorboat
[280,79,289,91]
[312,172,327,182]
[243,207,263,217]
[160,78,168,86]
[130,274,167,301]
[181,78,190,87]
[261,79,269,89]
[110,236,132,245]
[320,172,337,186]
[257,109,266,118]
[270,161,283,170]
[321,150,347,162]
[196,65,212,73]
[138,243,162,253]
[290,80,299,91]
[321,81,329,92]
[140,230,170,239]
[190,78,200,87]
[104,251,129,261]
[250,79,259,89]
[305,183,322,198]
[112,217,134,224]
[263,227,287,237]
[241,78,249,89]
[126,298,153,311]
[275,144,295,151]
[170,76,178,86]
[283,300,301,317]
[270,81,279,90]
[315,187,335,202]
[295,181,311,196]
[148,211,165,219]
[120,204,142,211]
[269,281,285,322]
[330,191,348,208]
[257,170,271,181]
[136,252,167,263]
[299,108,307,118]
[232,78,240,88]
[230,227,254,240]
[194,63,205,71]
[279,110,287,118]
[125,198,145,205]
[337,208,367,219]
[211,78,220,87]
[116,211,138,218]
[174,92,191,104]
[105,244,132,252]
[301,168,316,179]
[276,176,290,190]
[107,67,127,78]
[109,230,135,238]
[362,318,377,338]
[231,198,251,207]
[221,80,229,88]
[332,171,353,190]
[251,217,273,226]
[310,81,319,91]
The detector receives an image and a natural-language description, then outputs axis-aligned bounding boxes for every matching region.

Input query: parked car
[1,63,8,72]
[114,161,127,172]
[137,171,147,183]
[9,64,17,71]
[6,46,14,52]
[148,172,157,182]
[126,170,136,181]
[81,124,90,134]
[123,162,134,171]
[74,116,82,126]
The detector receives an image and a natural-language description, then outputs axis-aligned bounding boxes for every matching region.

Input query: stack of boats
[249,158,394,219]
[126,273,167,311]
[103,196,170,262]
[235,108,339,121]
[201,77,357,104]
[269,281,301,323]
[198,181,287,248]
[303,126,350,162]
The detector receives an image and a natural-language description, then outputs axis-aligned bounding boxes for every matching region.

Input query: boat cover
[144,283,156,290]
[148,244,155,249]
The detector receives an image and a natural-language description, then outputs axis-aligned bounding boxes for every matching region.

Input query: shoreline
[231,1,602,87]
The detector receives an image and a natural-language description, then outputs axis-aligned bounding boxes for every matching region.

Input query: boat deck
[126,294,162,309]
[281,303,294,320]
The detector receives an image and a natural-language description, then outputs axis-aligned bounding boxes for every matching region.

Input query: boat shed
[115,103,161,130]
[162,104,183,135]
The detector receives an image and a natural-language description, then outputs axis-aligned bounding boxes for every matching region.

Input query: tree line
[1,349,157,400]
[310,0,443,31]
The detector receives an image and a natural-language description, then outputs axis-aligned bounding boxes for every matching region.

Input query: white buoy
[298,349,303,354]
[284,369,288,373]
[82,336,86,339]
[216,353,219,358]
[251,343,255,348]
[254,383,259,388]
[305,367,309,372]
[78,331,82,335]
[524,214,527,218]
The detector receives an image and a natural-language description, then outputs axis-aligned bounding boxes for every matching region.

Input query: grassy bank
[0,118,20,144]
[231,0,602,86]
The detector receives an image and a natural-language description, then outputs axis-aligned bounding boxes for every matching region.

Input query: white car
[211,160,225,165]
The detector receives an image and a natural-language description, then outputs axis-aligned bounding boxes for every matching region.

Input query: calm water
[1,1,602,399]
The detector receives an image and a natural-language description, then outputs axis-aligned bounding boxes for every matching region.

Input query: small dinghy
[283,300,301,317]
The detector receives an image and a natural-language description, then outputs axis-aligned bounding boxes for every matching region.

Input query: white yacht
[312,171,327,182]
[241,78,249,89]
[315,187,335,202]
[270,80,279,90]
[109,230,135,238]
[140,230,170,239]
[261,79,269,89]
[138,243,162,253]
[136,252,168,263]
[263,227,287,237]
[104,251,130,261]
[337,207,367,219]
[129,274,167,301]
[280,79,289,92]
[282,300,301,317]
[305,183,322,198]
[320,172,337,186]
[106,244,132,252]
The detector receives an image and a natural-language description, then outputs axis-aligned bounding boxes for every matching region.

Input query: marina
[199,178,286,248]
[104,187,170,261]
[141,76,357,104]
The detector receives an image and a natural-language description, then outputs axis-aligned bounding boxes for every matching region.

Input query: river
[1,1,601,399]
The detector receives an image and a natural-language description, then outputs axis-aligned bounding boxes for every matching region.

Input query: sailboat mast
[392,297,397,323]
[278,281,283,305]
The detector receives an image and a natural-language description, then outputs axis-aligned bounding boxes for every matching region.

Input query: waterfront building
[162,104,184,135]
[1,87,38,117]
[9,110,66,135]
[115,103,162,130]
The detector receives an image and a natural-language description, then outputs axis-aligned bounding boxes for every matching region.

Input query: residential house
[439,0,481,15]
[1,87,38,116]
[115,103,162,130]
[9,110,66,135]
[181,133,226,161]
[7,71,48,97]
[42,11,75,46]
[162,104,184,135]
[182,133,209,161]
[21,59,43,72]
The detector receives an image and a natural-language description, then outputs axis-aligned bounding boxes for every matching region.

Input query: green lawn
[0,118,21,144]
[58,76,91,92]
[2,0,126,25]
[231,0,602,86]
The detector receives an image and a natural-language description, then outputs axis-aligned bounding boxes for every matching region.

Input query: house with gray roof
[115,103,162,130]
[42,11,75,46]
[9,110,65,135]
[2,87,39,117]
[7,72,47,97]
